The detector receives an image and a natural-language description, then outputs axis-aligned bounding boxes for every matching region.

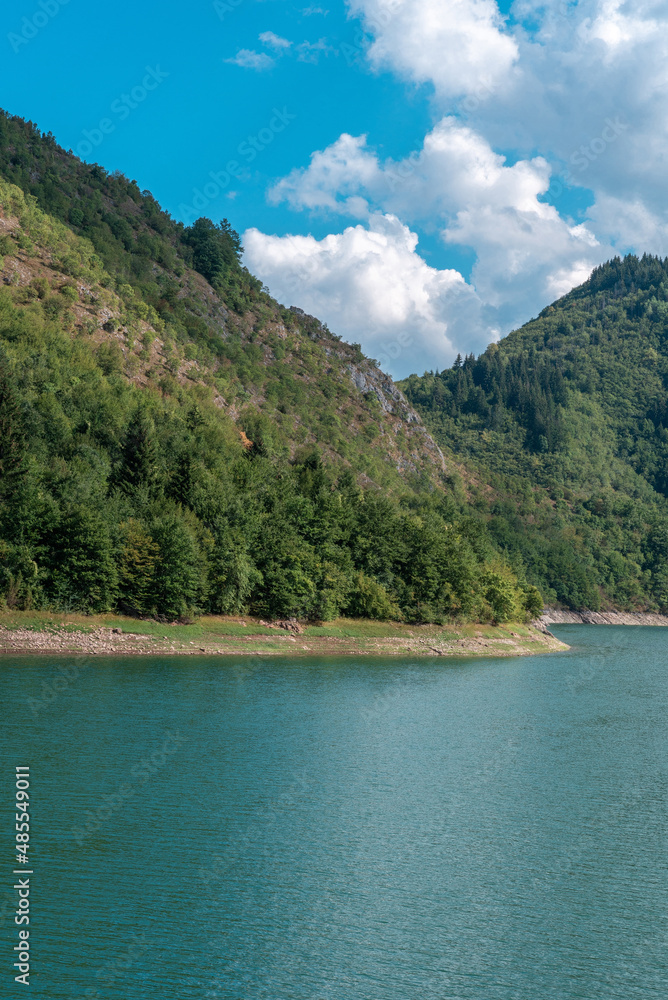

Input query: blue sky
[1,1,667,376]
[0,2,435,241]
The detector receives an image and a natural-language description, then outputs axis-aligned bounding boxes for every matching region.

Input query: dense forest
[402,254,668,611]
[0,111,540,625]
[5,108,668,620]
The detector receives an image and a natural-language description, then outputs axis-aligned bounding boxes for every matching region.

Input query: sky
[1,1,667,377]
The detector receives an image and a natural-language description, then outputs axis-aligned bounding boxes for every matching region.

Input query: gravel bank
[541,610,668,626]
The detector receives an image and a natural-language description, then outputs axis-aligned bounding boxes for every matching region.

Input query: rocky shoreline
[0,620,567,658]
[541,609,668,626]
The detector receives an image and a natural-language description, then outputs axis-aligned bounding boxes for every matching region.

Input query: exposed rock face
[347,363,410,414]
[346,362,447,472]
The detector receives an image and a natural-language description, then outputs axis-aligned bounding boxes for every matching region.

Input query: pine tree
[118,407,158,493]
[118,519,159,614]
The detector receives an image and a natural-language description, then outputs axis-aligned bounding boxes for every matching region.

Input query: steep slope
[402,254,668,612]
[0,115,539,624]
[0,109,445,490]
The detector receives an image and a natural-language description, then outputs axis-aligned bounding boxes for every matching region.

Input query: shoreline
[541,610,668,626]
[0,613,568,659]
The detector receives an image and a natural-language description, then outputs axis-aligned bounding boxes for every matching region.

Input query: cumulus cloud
[586,194,668,256]
[225,49,274,71]
[243,214,486,375]
[402,1,668,220]
[269,133,380,214]
[348,0,519,98]
[351,0,668,227]
[245,0,668,373]
[265,118,610,347]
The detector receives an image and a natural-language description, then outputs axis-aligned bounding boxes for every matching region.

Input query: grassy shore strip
[0,613,568,657]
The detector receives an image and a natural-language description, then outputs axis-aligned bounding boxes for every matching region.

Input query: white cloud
[269,118,558,227]
[225,49,274,70]
[587,193,668,256]
[259,31,292,49]
[229,30,334,70]
[348,0,519,98]
[458,2,668,218]
[350,0,668,224]
[243,214,486,375]
[266,118,610,347]
[576,0,660,52]
[244,0,668,373]
[269,133,379,213]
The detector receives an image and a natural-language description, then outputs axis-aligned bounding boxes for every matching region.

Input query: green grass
[0,611,537,641]
[0,611,272,639]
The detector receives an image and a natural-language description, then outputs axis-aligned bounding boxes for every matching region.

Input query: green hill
[401,254,668,612]
[0,109,539,625]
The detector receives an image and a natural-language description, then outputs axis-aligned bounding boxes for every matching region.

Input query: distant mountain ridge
[401,253,668,612]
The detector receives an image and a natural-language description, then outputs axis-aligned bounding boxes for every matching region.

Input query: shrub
[346,572,401,620]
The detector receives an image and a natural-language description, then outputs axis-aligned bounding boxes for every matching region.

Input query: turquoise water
[1,625,667,998]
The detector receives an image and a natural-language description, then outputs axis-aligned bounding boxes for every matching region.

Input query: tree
[0,350,27,502]
[182,217,241,287]
[346,571,400,620]
[44,505,117,612]
[118,519,159,615]
[118,406,159,494]
[208,535,262,614]
[0,541,39,610]
[150,514,206,618]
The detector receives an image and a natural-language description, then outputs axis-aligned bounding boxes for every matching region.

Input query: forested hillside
[402,254,668,612]
[0,110,539,624]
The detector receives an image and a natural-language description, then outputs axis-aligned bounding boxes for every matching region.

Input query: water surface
[1,625,667,998]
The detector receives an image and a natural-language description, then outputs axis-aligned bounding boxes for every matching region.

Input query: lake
[1,625,667,998]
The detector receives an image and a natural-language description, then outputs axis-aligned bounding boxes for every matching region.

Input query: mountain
[0,109,540,624]
[401,254,668,612]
